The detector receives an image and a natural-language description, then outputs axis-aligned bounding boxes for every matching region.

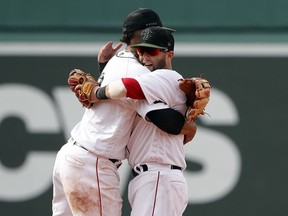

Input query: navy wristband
[96,86,109,99]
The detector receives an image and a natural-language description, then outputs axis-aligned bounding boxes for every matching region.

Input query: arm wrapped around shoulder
[68,69,100,108]
[178,77,211,122]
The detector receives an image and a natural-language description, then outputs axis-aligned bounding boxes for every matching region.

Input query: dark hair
[120,32,135,44]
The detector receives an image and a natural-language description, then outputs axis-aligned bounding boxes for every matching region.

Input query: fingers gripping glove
[68,69,100,108]
[179,77,211,122]
[68,69,96,92]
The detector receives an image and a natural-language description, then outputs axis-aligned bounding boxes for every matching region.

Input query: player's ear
[167,50,174,59]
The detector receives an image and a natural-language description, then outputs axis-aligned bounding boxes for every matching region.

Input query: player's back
[71,50,150,160]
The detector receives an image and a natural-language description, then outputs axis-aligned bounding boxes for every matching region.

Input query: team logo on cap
[142,28,153,41]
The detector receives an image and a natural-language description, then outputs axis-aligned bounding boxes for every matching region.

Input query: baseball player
[52,8,196,216]
[78,27,206,215]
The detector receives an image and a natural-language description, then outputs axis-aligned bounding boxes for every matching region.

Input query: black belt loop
[109,159,118,163]
[73,141,89,151]
[109,159,122,168]
[171,165,182,170]
[132,164,182,177]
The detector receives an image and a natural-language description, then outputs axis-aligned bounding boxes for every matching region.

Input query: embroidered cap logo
[142,28,153,41]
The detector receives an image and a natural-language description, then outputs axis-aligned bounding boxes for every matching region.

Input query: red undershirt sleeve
[121,78,146,99]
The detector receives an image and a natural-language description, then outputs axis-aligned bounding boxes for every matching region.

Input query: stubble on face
[142,53,167,72]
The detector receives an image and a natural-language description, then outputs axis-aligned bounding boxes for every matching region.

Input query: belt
[70,138,120,166]
[132,164,182,177]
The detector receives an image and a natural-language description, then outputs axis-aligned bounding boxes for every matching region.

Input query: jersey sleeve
[121,78,146,99]
[124,99,169,120]
[134,70,187,115]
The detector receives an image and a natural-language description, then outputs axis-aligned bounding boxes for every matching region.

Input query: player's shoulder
[107,50,135,63]
[114,50,139,62]
[105,51,148,73]
[153,69,183,79]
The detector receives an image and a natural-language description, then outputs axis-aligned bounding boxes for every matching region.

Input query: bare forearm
[180,122,196,134]
[181,122,197,144]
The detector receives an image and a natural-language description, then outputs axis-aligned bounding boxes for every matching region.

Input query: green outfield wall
[2,0,288,29]
[2,0,288,42]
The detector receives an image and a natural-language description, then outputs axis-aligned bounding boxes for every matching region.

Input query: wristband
[96,86,109,99]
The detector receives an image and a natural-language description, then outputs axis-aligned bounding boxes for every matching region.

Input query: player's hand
[181,122,197,145]
[97,41,122,63]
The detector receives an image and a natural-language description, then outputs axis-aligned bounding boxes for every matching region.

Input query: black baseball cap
[120,8,175,43]
[131,26,174,51]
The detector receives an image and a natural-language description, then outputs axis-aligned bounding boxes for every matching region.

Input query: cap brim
[162,26,176,33]
[130,43,168,50]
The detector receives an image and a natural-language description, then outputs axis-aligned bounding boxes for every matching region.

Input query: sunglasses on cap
[137,47,168,56]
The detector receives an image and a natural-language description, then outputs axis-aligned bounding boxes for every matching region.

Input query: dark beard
[153,58,166,71]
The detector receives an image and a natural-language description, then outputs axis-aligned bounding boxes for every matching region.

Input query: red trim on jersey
[152,171,161,216]
[95,158,103,216]
[121,78,146,99]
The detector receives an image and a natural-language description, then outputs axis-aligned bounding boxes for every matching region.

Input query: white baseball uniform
[126,69,189,216]
[52,50,169,216]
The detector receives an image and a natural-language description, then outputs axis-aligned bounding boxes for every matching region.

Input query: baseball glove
[68,69,100,108]
[179,77,211,122]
